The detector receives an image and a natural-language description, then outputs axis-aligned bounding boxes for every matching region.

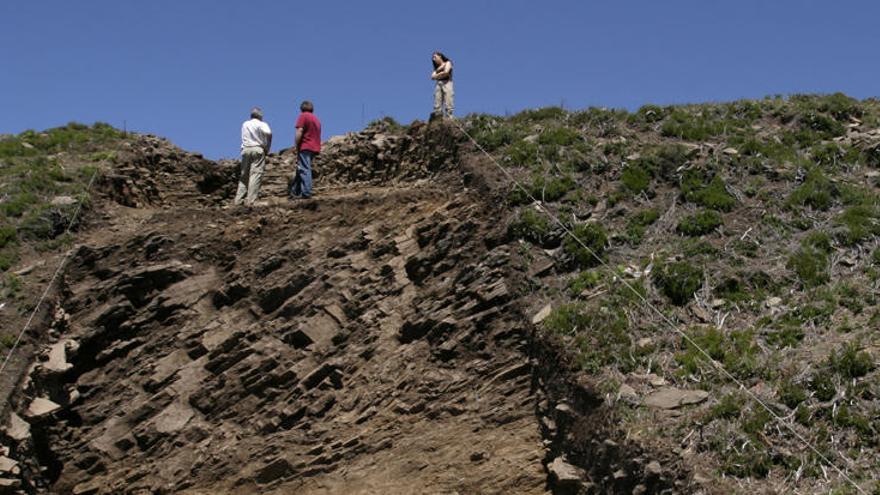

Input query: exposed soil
[0,122,685,494]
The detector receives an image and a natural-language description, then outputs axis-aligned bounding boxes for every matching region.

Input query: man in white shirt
[235,107,272,206]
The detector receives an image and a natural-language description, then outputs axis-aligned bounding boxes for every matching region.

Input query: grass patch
[654,261,703,305]
[563,223,607,269]
[677,210,722,236]
[787,246,829,288]
[788,168,837,211]
[544,303,632,373]
[568,270,603,296]
[675,326,759,380]
[626,208,660,244]
[681,172,736,211]
[620,165,651,195]
[508,208,554,247]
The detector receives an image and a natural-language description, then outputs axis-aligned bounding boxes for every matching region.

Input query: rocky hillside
[0,94,879,494]
[460,94,880,493]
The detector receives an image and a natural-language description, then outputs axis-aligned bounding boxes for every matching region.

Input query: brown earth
[1,121,687,494]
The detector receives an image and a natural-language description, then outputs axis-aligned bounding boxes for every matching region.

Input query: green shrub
[1,273,21,299]
[626,208,660,244]
[810,370,837,401]
[538,127,581,147]
[829,342,874,379]
[661,109,727,141]
[787,247,829,288]
[708,393,744,421]
[467,115,524,152]
[0,225,15,249]
[508,208,553,246]
[765,321,805,348]
[712,276,751,303]
[533,175,575,202]
[0,248,17,272]
[778,380,808,409]
[677,210,722,236]
[800,112,846,139]
[543,303,631,373]
[620,165,651,194]
[654,261,703,305]
[803,231,833,253]
[0,334,16,349]
[835,205,880,246]
[720,444,772,478]
[676,326,758,379]
[634,144,690,181]
[563,223,607,269]
[569,270,603,295]
[681,172,736,211]
[504,141,539,166]
[789,168,836,211]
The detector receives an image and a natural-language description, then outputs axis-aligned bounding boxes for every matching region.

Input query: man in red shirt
[290,100,321,199]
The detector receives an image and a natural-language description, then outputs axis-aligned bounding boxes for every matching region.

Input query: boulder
[643,387,708,409]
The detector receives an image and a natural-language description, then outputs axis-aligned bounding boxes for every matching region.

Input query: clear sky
[1,1,878,159]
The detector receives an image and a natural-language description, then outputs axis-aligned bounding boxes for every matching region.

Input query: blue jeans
[290,150,315,198]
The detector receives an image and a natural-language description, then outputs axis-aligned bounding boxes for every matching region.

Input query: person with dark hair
[235,107,272,206]
[290,100,321,199]
[431,51,454,119]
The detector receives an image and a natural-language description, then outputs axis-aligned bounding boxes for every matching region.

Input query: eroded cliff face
[3,121,684,495]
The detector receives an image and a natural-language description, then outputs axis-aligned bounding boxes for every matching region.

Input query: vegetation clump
[653,261,703,305]
[626,208,660,244]
[543,303,631,372]
[508,208,554,247]
[563,223,607,269]
[676,210,722,236]
[681,171,736,211]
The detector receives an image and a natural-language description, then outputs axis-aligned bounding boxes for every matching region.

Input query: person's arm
[295,127,304,150]
[264,130,272,155]
[433,61,452,80]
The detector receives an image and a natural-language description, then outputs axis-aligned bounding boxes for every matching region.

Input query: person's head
[300,100,314,113]
[432,51,450,68]
[250,107,264,120]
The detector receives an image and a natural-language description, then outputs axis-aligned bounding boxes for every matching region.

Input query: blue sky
[1,1,878,159]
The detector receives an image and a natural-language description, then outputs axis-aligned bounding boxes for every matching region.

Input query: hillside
[0,94,878,494]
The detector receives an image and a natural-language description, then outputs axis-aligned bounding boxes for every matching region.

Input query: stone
[531,304,552,325]
[26,397,61,418]
[547,456,585,490]
[766,296,783,308]
[643,387,708,409]
[0,456,16,474]
[645,460,663,476]
[0,478,20,492]
[20,142,34,149]
[72,481,100,495]
[618,383,639,404]
[722,147,739,156]
[5,412,30,442]
[43,340,73,373]
[51,195,78,206]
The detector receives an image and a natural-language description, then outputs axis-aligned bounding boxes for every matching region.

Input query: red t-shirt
[295,112,322,153]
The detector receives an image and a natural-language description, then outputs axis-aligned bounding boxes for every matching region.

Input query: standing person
[290,100,321,199]
[431,51,454,119]
[235,107,272,206]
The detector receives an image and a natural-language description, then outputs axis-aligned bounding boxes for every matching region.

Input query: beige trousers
[234,146,266,205]
[433,80,454,117]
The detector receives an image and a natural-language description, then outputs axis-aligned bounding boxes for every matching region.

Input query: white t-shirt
[241,118,272,151]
